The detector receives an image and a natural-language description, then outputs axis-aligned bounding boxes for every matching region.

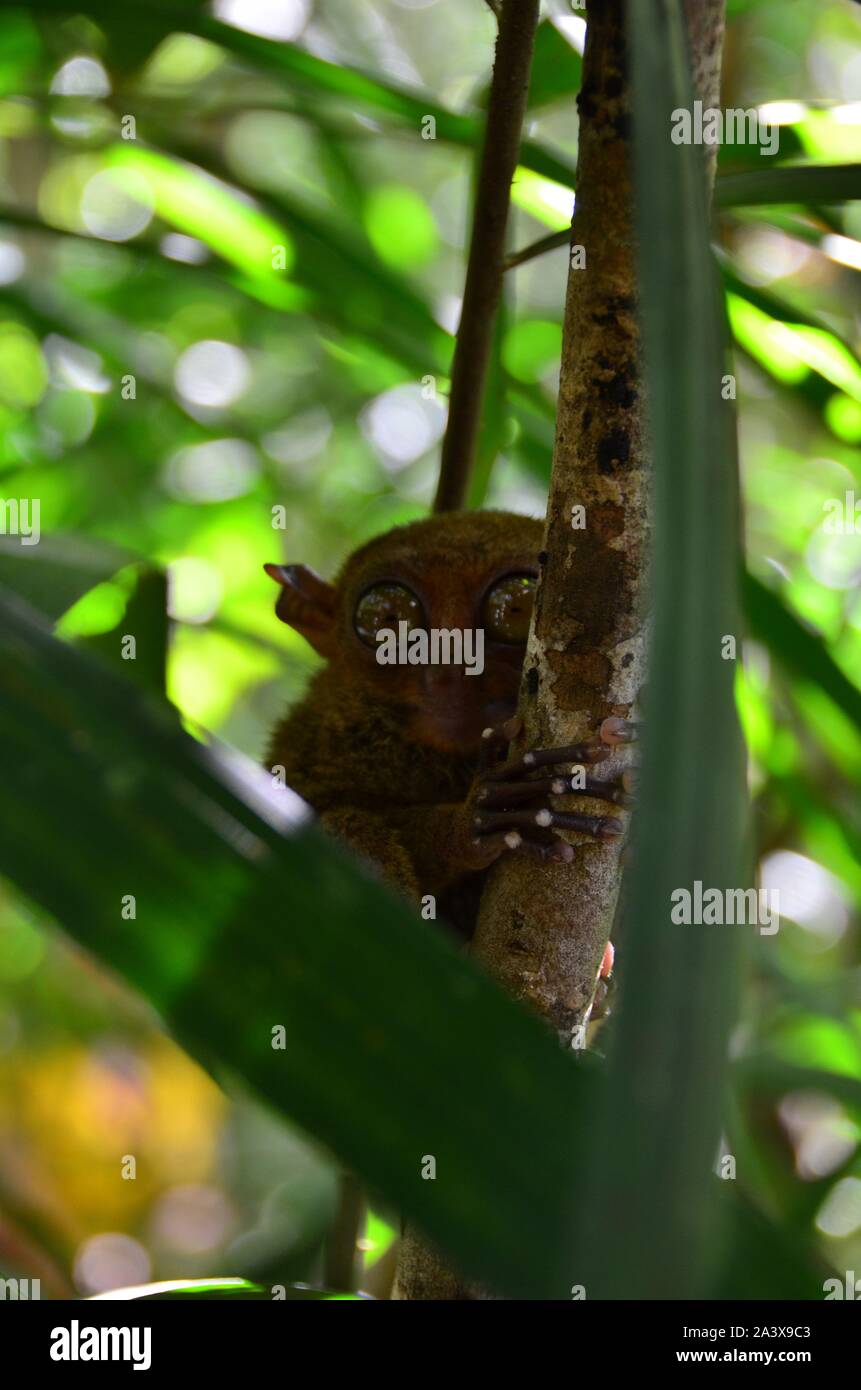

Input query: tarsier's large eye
[354,583,424,646]
[483,574,537,644]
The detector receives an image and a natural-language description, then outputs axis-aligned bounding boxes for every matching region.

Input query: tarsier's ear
[264,563,336,657]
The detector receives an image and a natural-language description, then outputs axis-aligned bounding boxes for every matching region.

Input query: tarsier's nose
[421,665,472,695]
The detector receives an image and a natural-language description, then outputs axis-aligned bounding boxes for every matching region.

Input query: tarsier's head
[266,511,544,754]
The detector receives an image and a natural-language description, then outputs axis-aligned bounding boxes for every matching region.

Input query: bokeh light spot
[50,56,111,98]
[213,0,310,42]
[165,438,261,502]
[360,383,445,468]
[365,185,438,271]
[81,168,154,242]
[760,849,849,944]
[168,557,224,624]
[74,1233,151,1296]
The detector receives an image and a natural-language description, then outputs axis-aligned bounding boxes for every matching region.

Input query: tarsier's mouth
[408,696,519,757]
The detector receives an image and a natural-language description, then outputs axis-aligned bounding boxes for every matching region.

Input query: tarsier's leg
[473,715,638,866]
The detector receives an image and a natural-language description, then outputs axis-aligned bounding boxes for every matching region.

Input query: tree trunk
[394,0,726,1300]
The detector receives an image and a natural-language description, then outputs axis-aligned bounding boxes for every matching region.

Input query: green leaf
[743,573,861,738]
[716,162,861,208]
[572,0,749,1299]
[89,1278,266,1300]
[715,1190,831,1300]
[0,533,138,622]
[734,1056,861,1114]
[80,568,170,700]
[0,588,600,1299]
[0,10,40,97]
[97,0,214,74]
[107,143,296,281]
[720,255,861,373]
[527,20,583,109]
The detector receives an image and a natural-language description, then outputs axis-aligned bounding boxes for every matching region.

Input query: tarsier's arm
[323,734,626,983]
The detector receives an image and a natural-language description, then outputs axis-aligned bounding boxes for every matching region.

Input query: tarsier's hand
[466,713,637,869]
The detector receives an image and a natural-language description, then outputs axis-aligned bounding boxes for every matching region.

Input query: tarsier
[265,510,633,986]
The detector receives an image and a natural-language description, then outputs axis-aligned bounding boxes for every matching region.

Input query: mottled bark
[395,0,725,1300]
[471,0,647,1040]
[473,0,724,1039]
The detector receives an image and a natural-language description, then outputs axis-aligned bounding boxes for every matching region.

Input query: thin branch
[504,226,570,270]
[433,0,541,513]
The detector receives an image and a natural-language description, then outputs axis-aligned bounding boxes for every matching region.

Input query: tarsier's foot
[471,714,638,863]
